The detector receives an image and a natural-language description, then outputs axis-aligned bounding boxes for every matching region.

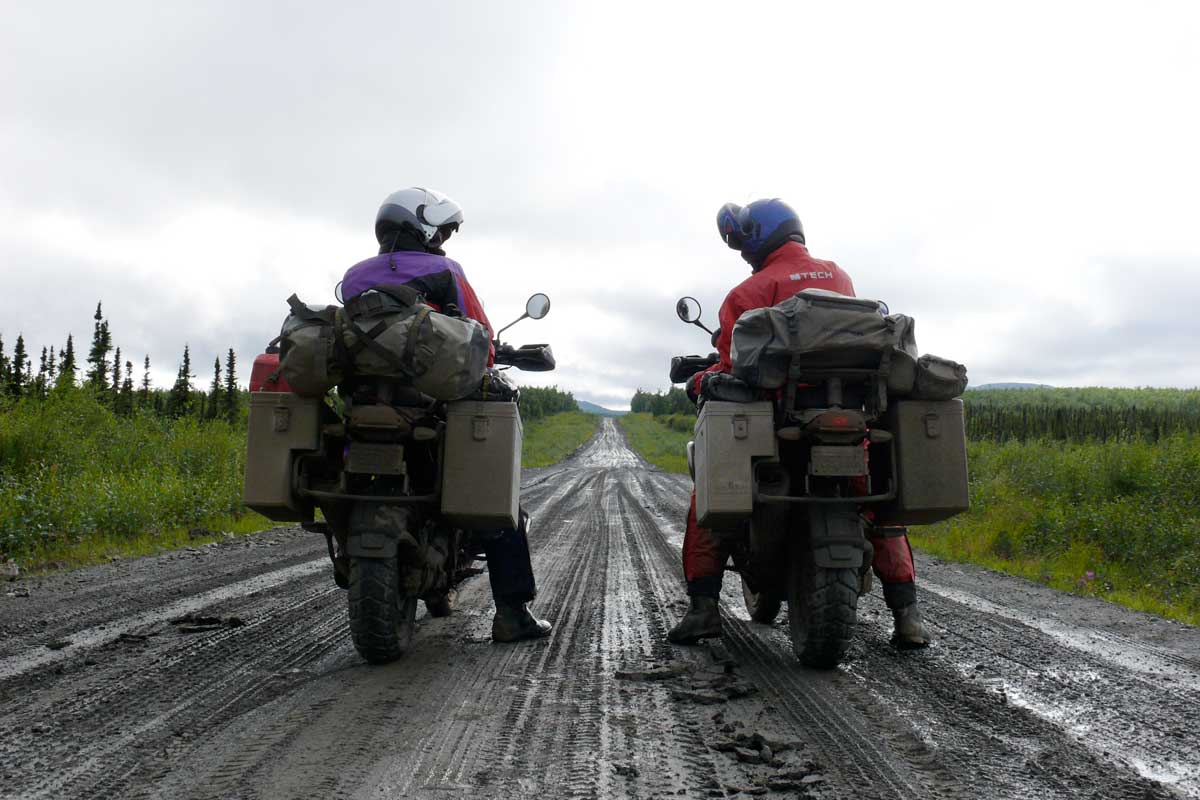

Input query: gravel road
[2,418,1197,799]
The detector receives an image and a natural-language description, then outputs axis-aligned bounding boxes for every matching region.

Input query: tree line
[0,302,241,422]
[630,387,692,416]
[518,386,578,421]
[627,384,1200,443]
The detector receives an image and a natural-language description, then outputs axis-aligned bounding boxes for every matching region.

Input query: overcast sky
[2,1,1198,408]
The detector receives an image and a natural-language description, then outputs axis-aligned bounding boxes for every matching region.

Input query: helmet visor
[418,200,464,229]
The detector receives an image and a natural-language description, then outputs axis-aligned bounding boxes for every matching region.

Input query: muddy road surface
[2,418,1198,799]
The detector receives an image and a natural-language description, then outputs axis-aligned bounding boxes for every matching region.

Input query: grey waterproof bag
[910,354,968,400]
[338,288,490,402]
[730,289,917,389]
[278,295,343,398]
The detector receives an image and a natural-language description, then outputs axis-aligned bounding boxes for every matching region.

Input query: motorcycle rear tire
[786,552,858,669]
[740,576,783,624]
[348,556,418,664]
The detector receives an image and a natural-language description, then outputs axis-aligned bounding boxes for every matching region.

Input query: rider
[666,198,932,649]
[341,187,552,643]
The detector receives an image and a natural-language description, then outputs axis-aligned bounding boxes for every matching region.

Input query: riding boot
[882,580,931,648]
[891,603,932,649]
[667,595,722,644]
[492,601,552,643]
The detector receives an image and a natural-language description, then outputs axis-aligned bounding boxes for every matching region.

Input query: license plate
[809,446,866,477]
[346,443,406,475]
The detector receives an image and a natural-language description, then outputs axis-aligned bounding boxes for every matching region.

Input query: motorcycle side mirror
[526,293,551,320]
[676,296,702,323]
[675,296,714,336]
[334,280,344,304]
[495,292,553,343]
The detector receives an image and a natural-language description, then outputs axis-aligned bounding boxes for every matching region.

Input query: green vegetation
[518,386,599,465]
[630,387,693,416]
[618,413,691,473]
[912,434,1200,624]
[964,387,1200,442]
[0,387,271,570]
[518,385,578,421]
[522,411,600,468]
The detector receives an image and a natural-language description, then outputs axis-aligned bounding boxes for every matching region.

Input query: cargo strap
[344,284,422,320]
[404,307,432,377]
[339,303,433,380]
[342,316,414,377]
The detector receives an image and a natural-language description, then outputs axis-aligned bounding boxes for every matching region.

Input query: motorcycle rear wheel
[348,556,418,664]
[786,552,858,669]
[740,576,783,624]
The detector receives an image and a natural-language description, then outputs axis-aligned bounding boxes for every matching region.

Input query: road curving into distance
[1,418,1197,799]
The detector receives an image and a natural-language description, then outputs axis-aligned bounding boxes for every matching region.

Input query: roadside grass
[0,388,273,572]
[20,511,279,574]
[910,436,1200,625]
[618,413,691,473]
[522,411,600,468]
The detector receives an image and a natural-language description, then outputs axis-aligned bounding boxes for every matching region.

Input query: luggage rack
[293,453,444,505]
[782,362,891,424]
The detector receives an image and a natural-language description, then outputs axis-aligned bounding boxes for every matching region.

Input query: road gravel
[2,418,1197,799]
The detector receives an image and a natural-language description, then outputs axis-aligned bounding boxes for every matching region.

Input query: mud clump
[171,613,245,634]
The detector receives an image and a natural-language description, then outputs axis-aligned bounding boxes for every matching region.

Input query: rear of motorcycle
[296,387,456,663]
[696,370,895,668]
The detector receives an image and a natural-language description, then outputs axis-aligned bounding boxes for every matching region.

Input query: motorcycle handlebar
[495,343,556,372]
[669,353,718,384]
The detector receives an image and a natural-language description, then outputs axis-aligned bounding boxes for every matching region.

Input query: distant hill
[577,400,627,417]
[970,382,1053,391]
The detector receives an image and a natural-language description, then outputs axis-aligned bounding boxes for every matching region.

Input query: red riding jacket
[691,241,856,395]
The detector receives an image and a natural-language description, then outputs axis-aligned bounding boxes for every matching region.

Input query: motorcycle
[669,294,966,668]
[282,293,555,664]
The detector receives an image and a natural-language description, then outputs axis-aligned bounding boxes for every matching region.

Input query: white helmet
[375,187,464,249]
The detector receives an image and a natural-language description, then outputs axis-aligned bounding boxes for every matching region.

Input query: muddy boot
[891,603,932,649]
[492,602,552,643]
[667,595,722,644]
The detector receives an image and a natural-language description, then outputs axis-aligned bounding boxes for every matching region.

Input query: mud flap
[346,505,409,559]
[808,506,867,569]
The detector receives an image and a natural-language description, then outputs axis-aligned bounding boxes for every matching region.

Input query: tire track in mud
[619,427,1193,800]
[0,572,346,799]
[2,419,1198,799]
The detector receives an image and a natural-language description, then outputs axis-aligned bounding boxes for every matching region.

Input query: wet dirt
[1,418,1196,799]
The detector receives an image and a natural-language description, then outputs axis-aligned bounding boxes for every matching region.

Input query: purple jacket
[341,250,494,362]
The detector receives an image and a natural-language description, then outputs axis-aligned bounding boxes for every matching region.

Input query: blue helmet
[716,198,805,269]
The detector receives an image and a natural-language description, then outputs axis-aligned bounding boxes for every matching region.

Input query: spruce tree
[208,357,222,419]
[111,347,123,395]
[86,303,112,390]
[9,334,28,397]
[47,346,57,383]
[224,348,238,423]
[0,335,8,389]
[58,335,77,387]
[119,360,135,416]
[168,344,193,417]
[140,355,151,404]
[36,347,49,399]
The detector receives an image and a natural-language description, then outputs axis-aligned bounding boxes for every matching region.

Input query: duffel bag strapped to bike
[337,286,491,402]
[278,295,343,399]
[730,289,917,389]
[910,354,968,400]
